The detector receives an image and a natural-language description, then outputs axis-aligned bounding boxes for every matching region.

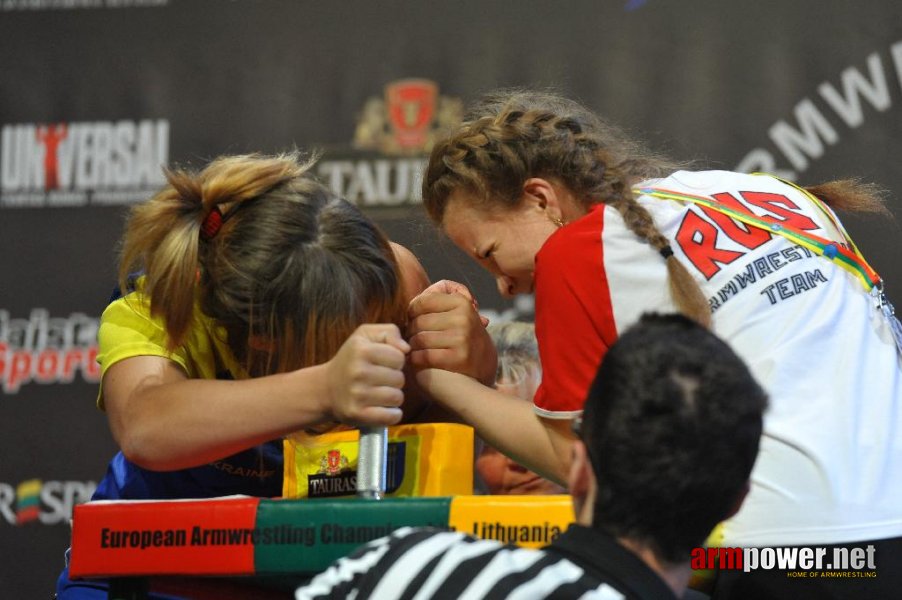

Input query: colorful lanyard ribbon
[633,176,882,292]
[635,176,902,355]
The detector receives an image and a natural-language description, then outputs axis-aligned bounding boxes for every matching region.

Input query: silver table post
[356,426,388,499]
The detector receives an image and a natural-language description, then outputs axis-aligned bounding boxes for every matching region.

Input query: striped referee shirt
[295,525,679,599]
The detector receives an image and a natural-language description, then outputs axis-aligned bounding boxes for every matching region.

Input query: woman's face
[442,190,559,299]
[475,445,567,496]
[475,371,566,496]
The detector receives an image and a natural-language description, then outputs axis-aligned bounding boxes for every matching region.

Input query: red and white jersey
[533,169,902,546]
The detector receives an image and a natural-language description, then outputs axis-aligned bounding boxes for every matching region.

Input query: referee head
[573,312,768,563]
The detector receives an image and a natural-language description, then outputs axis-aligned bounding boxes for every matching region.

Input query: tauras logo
[0,309,99,394]
[0,478,96,526]
[0,119,168,207]
[352,79,461,156]
[318,158,428,207]
[307,442,407,498]
[316,79,462,208]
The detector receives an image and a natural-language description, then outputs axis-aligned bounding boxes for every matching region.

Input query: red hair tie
[200,206,223,240]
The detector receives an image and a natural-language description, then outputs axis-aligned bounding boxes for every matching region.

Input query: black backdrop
[2,1,901,596]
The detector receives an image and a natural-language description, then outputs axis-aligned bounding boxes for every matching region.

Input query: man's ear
[568,439,591,498]
[568,438,595,524]
[723,481,751,520]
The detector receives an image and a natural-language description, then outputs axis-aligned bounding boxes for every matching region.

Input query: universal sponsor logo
[0,478,96,526]
[318,79,462,208]
[1,0,167,11]
[692,545,878,578]
[0,309,99,394]
[0,119,169,208]
[738,40,902,179]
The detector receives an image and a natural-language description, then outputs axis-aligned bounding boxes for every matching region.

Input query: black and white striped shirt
[295,525,679,599]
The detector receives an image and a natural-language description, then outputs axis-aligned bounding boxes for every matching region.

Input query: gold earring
[550,215,563,228]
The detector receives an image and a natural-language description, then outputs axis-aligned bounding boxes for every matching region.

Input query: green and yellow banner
[69,495,574,578]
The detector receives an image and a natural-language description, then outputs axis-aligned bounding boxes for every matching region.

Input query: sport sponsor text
[0,309,99,394]
[0,479,96,526]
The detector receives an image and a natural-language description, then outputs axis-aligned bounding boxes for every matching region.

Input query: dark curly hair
[581,313,767,563]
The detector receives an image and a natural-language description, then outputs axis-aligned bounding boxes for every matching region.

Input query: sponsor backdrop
[1,0,900,596]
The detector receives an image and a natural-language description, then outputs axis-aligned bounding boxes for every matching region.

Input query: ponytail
[118,154,311,349]
[118,168,203,348]
[804,179,891,216]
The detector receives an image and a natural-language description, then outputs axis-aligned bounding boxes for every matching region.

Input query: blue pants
[56,548,185,600]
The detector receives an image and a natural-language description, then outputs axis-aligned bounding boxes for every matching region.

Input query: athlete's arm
[102,324,409,471]
[414,367,574,485]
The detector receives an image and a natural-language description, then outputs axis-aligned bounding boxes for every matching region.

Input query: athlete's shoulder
[538,204,606,263]
[101,273,153,323]
[101,290,155,330]
[639,169,762,193]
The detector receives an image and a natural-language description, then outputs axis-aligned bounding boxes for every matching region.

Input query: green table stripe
[253,497,452,574]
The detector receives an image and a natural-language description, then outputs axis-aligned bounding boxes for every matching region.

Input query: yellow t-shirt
[96,287,243,410]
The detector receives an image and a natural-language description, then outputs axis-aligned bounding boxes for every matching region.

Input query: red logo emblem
[353,79,462,155]
[386,80,437,150]
[318,449,349,476]
[35,124,68,190]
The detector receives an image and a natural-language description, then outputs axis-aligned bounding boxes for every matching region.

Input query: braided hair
[423,89,711,326]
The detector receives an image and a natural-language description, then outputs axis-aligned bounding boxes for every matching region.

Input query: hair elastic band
[659,245,674,260]
[200,206,223,240]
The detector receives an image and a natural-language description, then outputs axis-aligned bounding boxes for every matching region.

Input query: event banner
[68,495,575,578]
[2,1,902,597]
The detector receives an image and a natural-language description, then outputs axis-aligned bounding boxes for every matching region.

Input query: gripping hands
[324,324,410,427]
[322,279,497,427]
[408,280,497,386]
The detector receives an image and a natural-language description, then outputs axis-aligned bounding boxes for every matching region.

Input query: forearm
[105,324,409,472]
[419,371,573,484]
[109,365,332,471]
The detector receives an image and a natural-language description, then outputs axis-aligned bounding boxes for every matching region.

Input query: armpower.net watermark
[692,544,878,578]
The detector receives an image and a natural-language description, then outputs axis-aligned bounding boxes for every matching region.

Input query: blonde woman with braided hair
[57,152,495,599]
[410,89,902,598]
